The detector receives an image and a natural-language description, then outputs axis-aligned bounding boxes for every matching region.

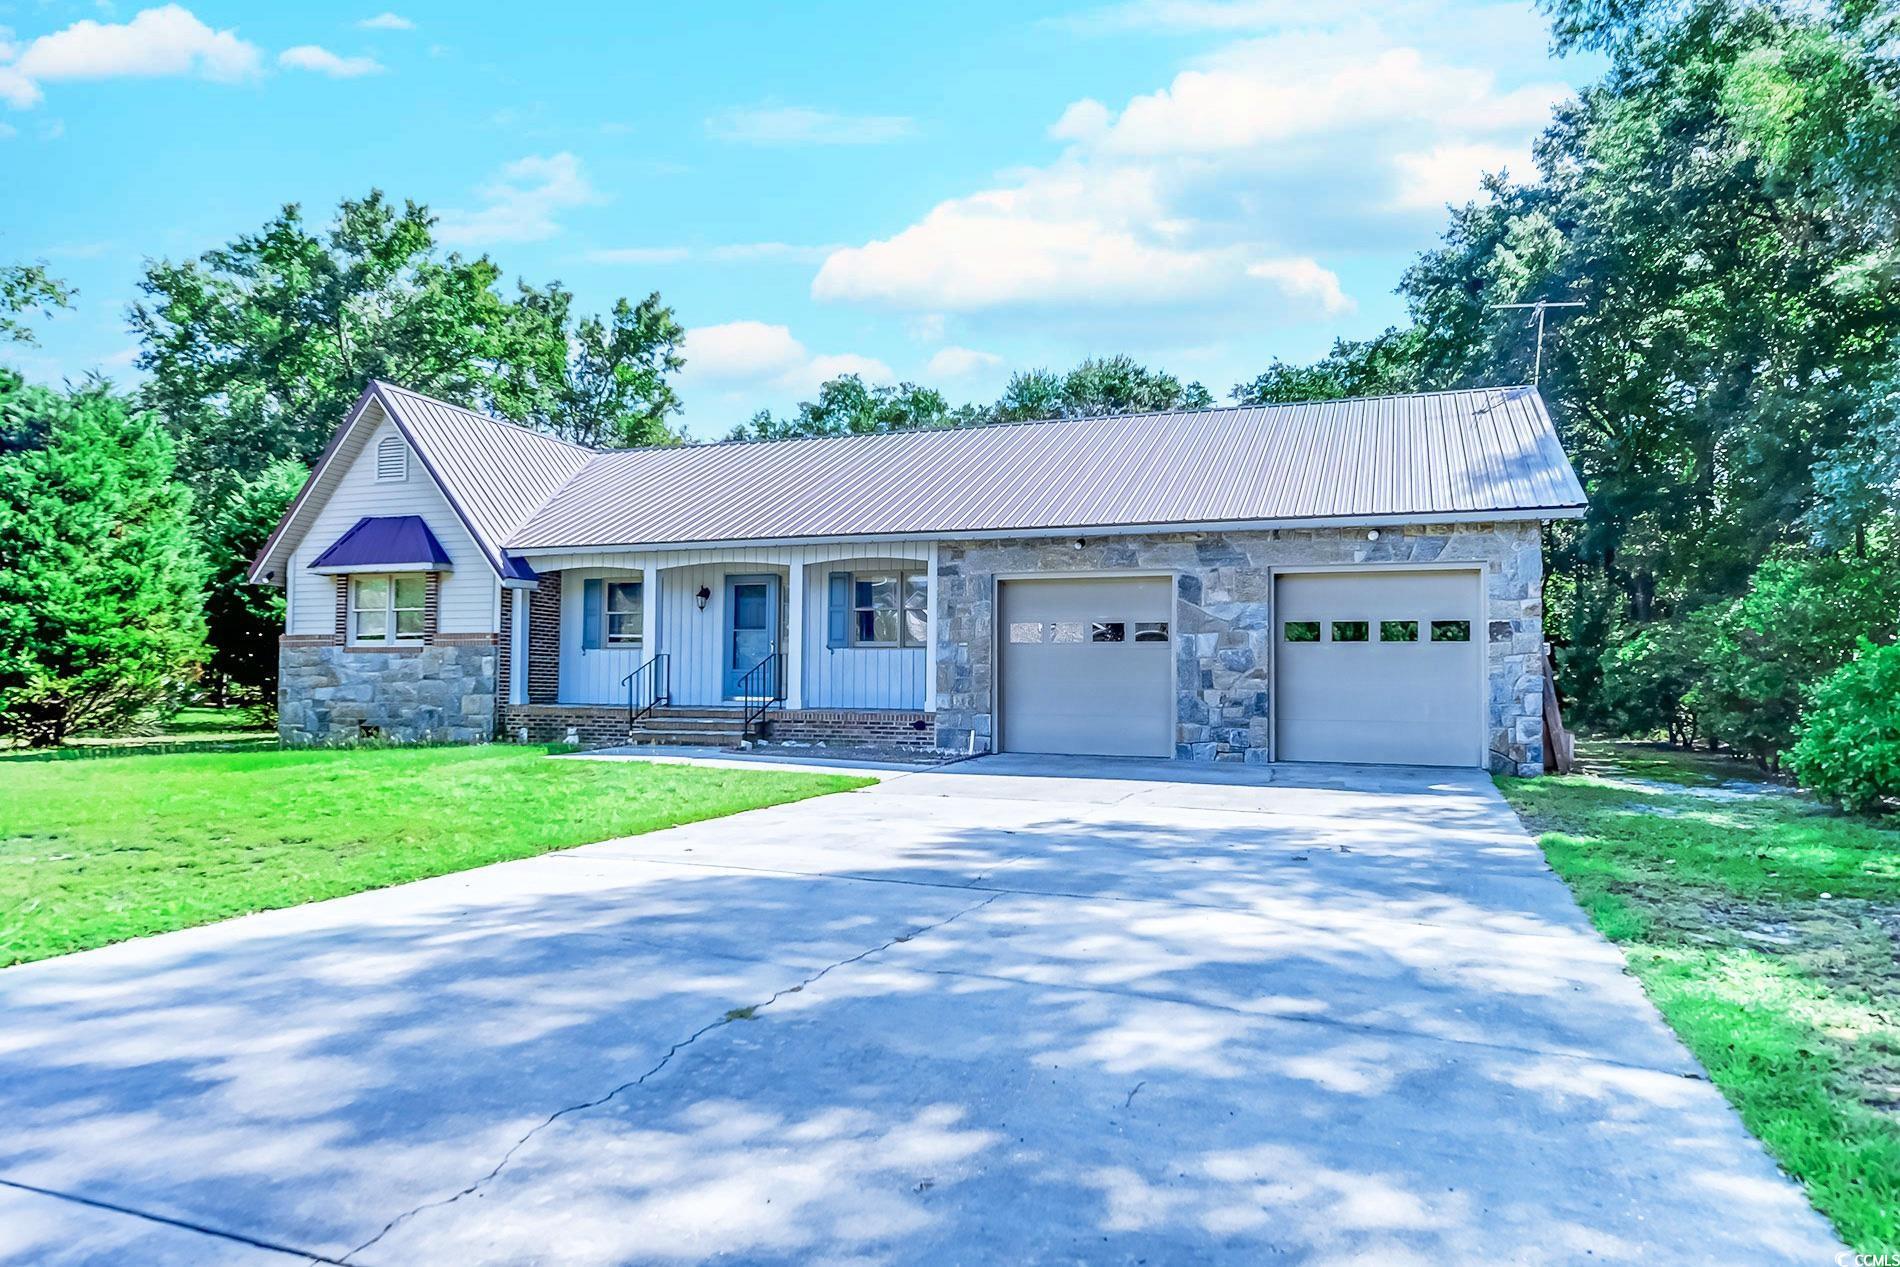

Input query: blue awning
[500,554,539,582]
[310,516,452,571]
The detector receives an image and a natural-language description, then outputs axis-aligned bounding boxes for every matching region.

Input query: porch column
[925,542,939,713]
[510,587,529,705]
[641,565,660,666]
[784,562,806,709]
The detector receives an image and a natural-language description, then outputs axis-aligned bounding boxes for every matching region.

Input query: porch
[501,543,940,747]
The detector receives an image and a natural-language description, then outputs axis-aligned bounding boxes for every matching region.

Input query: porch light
[695,585,712,610]
[1072,537,1086,550]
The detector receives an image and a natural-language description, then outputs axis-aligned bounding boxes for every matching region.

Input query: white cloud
[680,321,894,398]
[0,120,14,139]
[813,23,1565,327]
[0,5,261,108]
[1391,141,1530,210]
[926,346,1005,378]
[706,104,915,146]
[278,45,383,78]
[357,13,415,30]
[436,152,600,245]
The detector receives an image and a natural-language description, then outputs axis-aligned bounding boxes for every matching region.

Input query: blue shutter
[582,578,605,651]
[826,572,850,648]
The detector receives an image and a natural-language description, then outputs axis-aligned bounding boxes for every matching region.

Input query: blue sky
[0,1,1599,438]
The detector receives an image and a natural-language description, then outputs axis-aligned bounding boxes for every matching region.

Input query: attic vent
[375,435,407,482]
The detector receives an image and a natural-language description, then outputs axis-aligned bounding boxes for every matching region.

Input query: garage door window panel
[1331,621,1370,643]
[1090,621,1125,643]
[1430,620,1471,642]
[1380,620,1419,643]
[1283,620,1320,643]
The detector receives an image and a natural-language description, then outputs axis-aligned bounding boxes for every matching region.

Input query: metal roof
[374,382,594,567]
[309,516,453,570]
[247,382,594,583]
[506,385,1586,550]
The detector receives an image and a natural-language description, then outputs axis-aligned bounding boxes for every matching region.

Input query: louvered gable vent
[376,434,407,482]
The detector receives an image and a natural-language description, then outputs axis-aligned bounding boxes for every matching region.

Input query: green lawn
[0,744,871,967]
[1499,743,1900,1256]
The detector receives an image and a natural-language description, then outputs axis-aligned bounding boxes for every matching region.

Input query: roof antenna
[1489,298,1585,385]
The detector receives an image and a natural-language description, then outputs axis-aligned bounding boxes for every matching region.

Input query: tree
[132,191,687,497]
[1232,328,1429,404]
[728,376,963,441]
[0,380,207,745]
[992,369,1067,422]
[1055,355,1209,417]
[201,460,306,709]
[0,262,72,346]
[553,293,687,448]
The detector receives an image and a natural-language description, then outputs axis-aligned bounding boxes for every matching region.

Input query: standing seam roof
[504,385,1586,550]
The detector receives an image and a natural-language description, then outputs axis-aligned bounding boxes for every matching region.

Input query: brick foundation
[499,703,935,751]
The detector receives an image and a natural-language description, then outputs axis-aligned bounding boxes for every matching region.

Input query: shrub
[1686,553,1900,766]
[1788,640,1900,813]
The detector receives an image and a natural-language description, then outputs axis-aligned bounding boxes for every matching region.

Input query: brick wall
[499,703,935,750]
[526,574,561,704]
[497,587,513,709]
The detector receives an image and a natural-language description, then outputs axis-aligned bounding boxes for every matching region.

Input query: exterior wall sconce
[1072,537,1087,550]
[695,585,712,610]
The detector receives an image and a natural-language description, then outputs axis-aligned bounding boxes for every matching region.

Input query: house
[249,380,1587,773]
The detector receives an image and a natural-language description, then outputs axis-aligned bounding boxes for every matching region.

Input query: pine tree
[0,381,208,745]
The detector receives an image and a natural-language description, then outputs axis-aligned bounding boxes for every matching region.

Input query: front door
[723,574,780,698]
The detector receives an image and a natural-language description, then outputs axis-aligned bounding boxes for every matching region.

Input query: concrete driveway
[0,754,1844,1265]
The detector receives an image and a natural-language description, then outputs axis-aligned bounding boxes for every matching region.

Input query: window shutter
[423,573,440,644]
[333,576,349,645]
[582,578,605,651]
[826,572,849,648]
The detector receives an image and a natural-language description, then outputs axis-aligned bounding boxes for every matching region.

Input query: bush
[1788,640,1900,812]
[1686,553,1900,767]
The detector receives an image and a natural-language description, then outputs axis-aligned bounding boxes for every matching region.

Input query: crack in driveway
[331,892,1004,1266]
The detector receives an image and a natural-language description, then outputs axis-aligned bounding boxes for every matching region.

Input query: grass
[1498,742,1900,1256]
[0,744,872,967]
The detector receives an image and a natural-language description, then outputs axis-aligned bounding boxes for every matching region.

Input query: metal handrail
[737,651,786,742]
[622,652,671,727]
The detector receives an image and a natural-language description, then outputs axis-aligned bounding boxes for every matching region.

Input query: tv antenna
[1490,299,1585,385]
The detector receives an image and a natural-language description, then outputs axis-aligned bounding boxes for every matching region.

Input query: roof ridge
[371,380,600,455]
[575,384,1540,460]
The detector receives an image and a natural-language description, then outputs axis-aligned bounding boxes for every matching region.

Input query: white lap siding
[286,415,498,637]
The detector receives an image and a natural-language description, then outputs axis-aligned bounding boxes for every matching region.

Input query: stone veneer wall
[932,522,1546,775]
[278,635,499,744]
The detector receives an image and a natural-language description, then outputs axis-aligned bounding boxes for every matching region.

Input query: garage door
[1274,570,1481,767]
[999,577,1173,757]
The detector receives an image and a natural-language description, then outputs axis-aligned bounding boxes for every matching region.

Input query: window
[1380,619,1419,643]
[1331,620,1370,642]
[352,573,425,644]
[1051,621,1085,644]
[605,581,642,645]
[375,435,407,482]
[1133,622,1170,643]
[1090,621,1126,643]
[850,571,927,647]
[1008,622,1043,644]
[1283,620,1320,643]
[1430,619,1471,642]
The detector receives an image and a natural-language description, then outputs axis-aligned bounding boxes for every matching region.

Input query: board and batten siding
[557,567,646,705]
[800,557,929,710]
[519,543,932,711]
[286,414,499,637]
